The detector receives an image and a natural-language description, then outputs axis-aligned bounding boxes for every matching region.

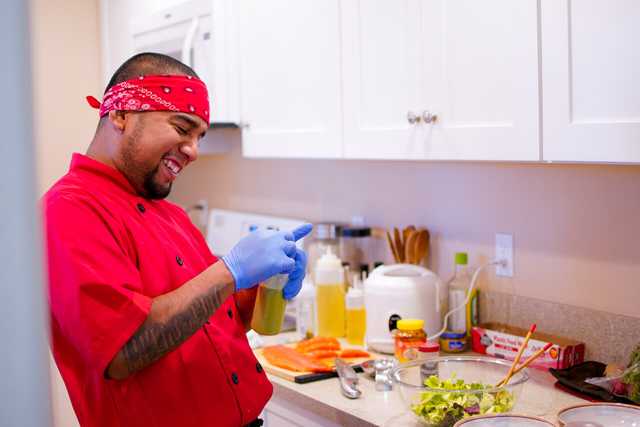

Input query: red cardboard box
[471,323,585,370]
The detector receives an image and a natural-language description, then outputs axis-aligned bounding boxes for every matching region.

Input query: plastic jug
[250,274,288,335]
[315,247,345,337]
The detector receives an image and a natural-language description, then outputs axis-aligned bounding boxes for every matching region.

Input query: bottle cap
[454,252,468,265]
[441,331,466,339]
[418,342,440,353]
[341,226,371,237]
[396,319,424,331]
[317,247,342,268]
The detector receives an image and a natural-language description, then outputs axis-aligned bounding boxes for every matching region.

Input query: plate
[454,414,554,426]
[557,403,640,426]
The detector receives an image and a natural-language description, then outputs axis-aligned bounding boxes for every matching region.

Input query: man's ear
[108,110,127,132]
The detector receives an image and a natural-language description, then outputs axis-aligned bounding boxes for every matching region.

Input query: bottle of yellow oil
[315,248,345,337]
[345,275,366,345]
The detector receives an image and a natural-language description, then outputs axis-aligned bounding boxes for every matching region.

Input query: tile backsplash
[480,290,640,365]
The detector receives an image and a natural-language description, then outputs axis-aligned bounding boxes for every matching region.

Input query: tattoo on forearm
[121,286,225,374]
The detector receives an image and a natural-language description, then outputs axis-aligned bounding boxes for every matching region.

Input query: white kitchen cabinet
[261,397,341,427]
[341,0,424,160]
[541,0,640,163]
[342,0,540,161]
[236,0,343,158]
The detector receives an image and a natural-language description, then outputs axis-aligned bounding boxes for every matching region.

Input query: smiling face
[112,110,208,199]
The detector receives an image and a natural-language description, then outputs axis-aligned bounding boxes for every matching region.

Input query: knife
[335,358,362,399]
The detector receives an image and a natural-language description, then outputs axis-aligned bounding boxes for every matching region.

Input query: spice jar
[439,331,467,353]
[418,342,440,382]
[394,319,427,362]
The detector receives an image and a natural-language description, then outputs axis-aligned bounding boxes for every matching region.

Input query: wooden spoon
[414,229,430,265]
[393,227,404,263]
[404,230,419,264]
[386,230,400,263]
[402,225,416,249]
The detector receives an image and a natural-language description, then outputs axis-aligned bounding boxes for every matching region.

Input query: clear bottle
[295,279,316,340]
[250,274,288,335]
[345,276,366,346]
[315,247,345,337]
[447,252,478,335]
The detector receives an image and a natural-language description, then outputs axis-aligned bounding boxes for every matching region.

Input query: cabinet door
[237,0,343,158]
[423,0,540,161]
[341,0,424,159]
[541,0,640,163]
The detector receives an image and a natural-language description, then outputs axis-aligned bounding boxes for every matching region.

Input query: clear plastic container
[315,247,345,337]
[250,274,288,335]
[345,276,366,345]
[295,279,316,340]
[340,226,371,275]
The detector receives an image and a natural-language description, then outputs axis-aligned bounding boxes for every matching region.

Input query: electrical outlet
[495,233,514,277]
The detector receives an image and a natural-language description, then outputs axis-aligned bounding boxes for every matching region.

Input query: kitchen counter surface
[257,333,589,426]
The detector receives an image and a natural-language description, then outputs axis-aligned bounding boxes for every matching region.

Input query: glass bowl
[391,356,529,427]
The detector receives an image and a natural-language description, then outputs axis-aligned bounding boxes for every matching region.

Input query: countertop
[256,333,589,426]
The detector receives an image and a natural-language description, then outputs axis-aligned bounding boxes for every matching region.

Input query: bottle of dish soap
[345,274,366,346]
[445,252,478,345]
[315,247,345,337]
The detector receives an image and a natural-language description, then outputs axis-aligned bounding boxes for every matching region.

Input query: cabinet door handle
[422,111,437,124]
[407,111,419,124]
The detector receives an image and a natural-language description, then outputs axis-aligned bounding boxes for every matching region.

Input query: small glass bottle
[418,342,440,382]
[394,319,427,362]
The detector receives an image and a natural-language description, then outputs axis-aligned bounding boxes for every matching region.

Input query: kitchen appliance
[130,0,240,125]
[365,264,443,354]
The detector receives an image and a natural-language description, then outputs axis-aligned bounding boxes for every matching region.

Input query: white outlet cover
[495,233,514,277]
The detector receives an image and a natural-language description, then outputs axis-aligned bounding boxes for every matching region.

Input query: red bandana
[86,74,210,124]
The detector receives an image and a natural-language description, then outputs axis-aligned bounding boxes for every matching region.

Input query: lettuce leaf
[411,375,514,426]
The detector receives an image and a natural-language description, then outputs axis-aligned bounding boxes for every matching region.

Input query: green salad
[411,375,514,426]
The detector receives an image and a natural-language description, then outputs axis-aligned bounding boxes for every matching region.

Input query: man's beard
[120,119,172,200]
[142,165,172,200]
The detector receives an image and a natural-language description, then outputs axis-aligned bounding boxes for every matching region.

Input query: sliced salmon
[262,345,333,373]
[339,349,370,358]
[295,336,340,352]
[299,342,341,354]
[307,350,339,360]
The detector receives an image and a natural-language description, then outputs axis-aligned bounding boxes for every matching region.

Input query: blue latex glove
[283,247,308,300]
[222,223,313,291]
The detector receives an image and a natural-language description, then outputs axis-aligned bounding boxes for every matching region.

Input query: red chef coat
[43,153,272,427]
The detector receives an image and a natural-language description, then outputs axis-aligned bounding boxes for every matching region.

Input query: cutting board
[254,345,375,384]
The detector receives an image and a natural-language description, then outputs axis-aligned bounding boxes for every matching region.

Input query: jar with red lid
[418,341,440,381]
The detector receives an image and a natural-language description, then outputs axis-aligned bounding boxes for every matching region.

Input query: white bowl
[557,403,640,427]
[454,414,555,426]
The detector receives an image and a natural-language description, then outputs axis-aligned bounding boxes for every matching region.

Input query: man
[43,52,311,427]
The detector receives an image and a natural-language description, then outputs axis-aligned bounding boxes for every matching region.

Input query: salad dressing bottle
[345,275,366,345]
[315,247,345,337]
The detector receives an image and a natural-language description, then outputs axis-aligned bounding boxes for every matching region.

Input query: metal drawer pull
[407,111,419,124]
[422,111,437,124]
